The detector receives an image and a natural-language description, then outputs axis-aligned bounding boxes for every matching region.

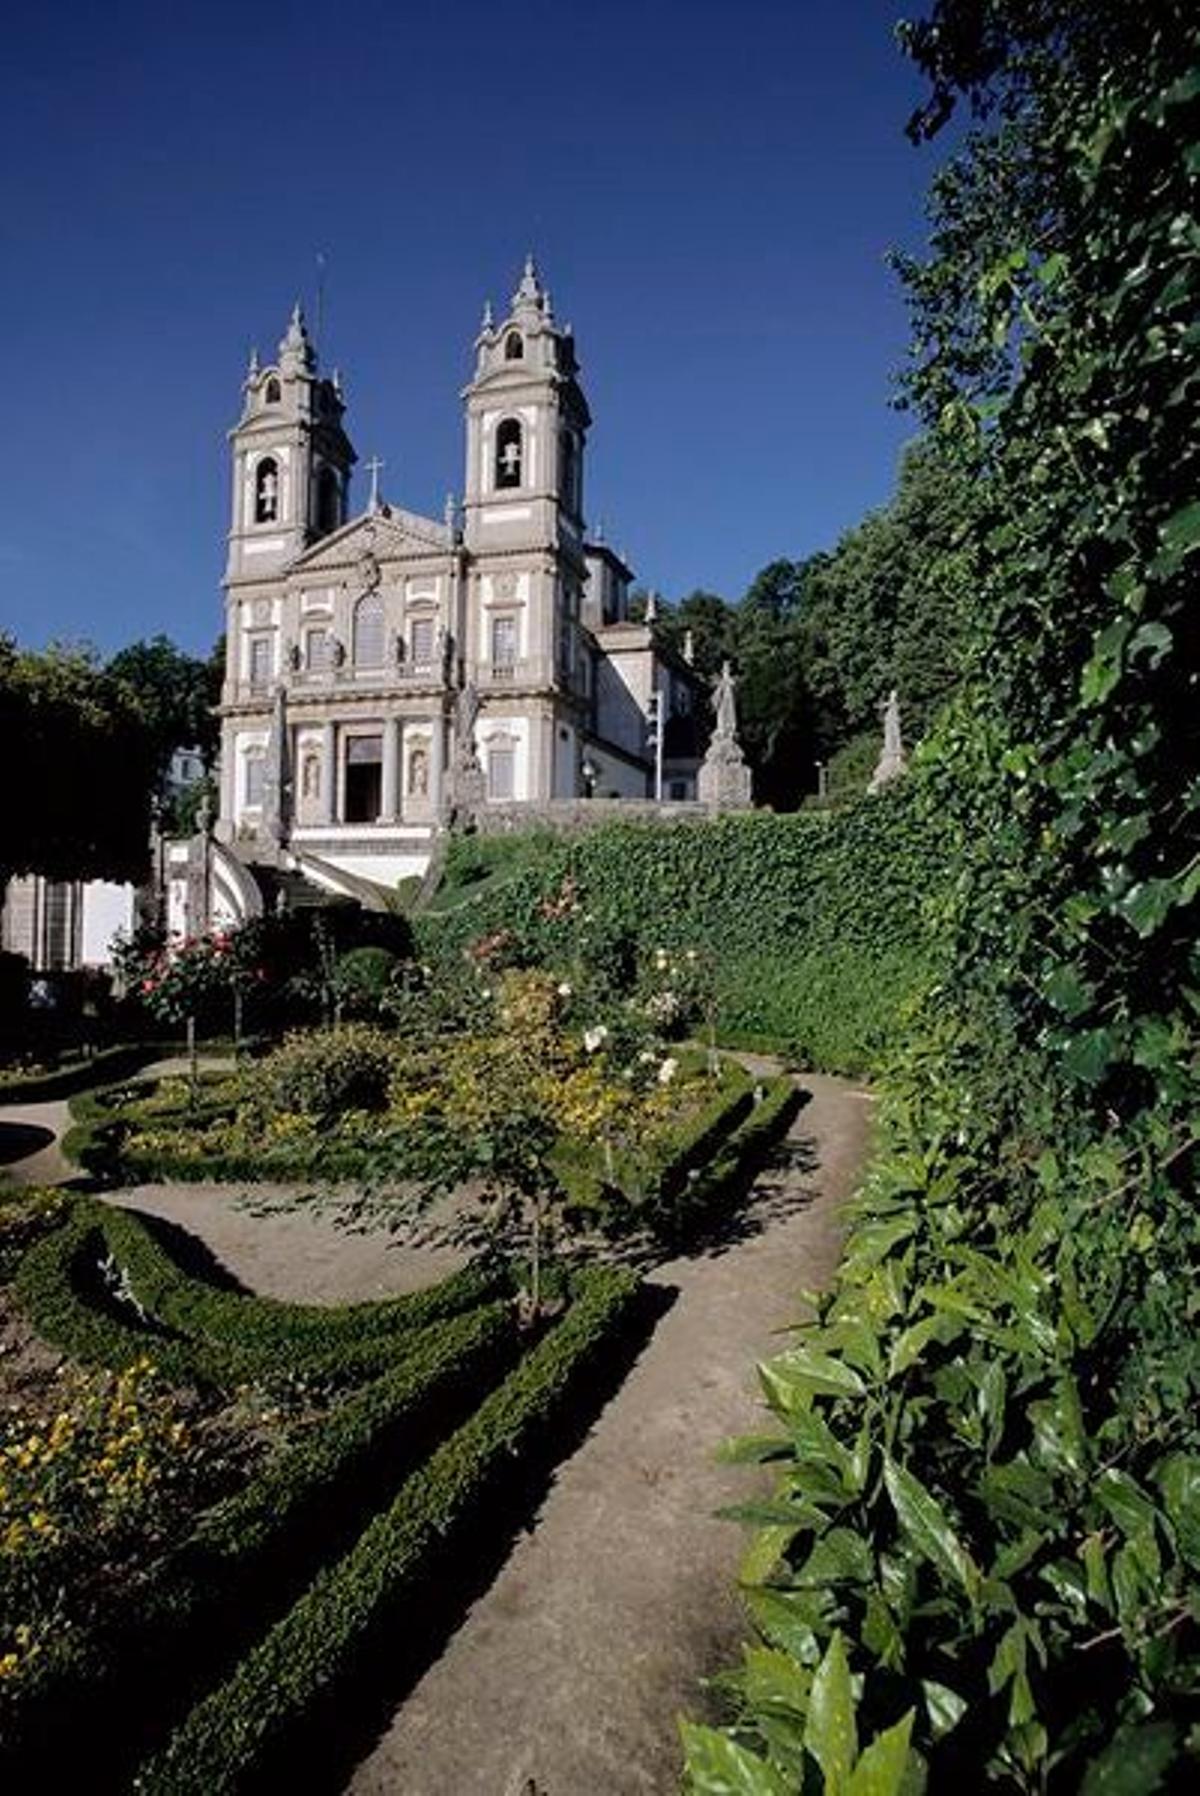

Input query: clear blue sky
[0,0,946,657]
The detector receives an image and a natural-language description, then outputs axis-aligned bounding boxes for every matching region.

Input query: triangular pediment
[287,505,451,575]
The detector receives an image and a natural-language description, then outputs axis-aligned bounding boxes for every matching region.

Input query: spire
[480,298,494,331]
[278,300,315,374]
[511,252,544,313]
[245,345,260,382]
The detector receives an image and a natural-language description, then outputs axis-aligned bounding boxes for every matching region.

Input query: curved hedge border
[2,1297,517,1784]
[0,1041,169,1105]
[13,1199,502,1387]
[135,1265,640,1794]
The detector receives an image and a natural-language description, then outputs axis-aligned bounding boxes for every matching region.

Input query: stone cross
[364,455,385,512]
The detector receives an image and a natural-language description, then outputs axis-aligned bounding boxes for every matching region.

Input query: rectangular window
[491,615,517,669]
[669,780,688,802]
[244,753,265,806]
[487,745,515,801]
[410,618,435,666]
[248,635,272,688]
[305,628,330,672]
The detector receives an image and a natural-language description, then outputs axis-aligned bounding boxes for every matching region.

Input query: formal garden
[0,867,826,1791]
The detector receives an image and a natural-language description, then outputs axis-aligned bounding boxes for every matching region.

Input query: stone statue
[698,661,753,812]
[408,747,429,798]
[450,682,486,821]
[869,689,908,792]
[261,685,291,849]
[713,660,738,739]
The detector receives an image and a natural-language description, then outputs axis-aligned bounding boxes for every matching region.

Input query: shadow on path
[0,1122,55,1166]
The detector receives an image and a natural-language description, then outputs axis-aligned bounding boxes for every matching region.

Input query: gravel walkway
[349,1070,873,1796]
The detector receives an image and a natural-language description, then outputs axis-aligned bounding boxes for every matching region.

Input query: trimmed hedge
[646,1077,802,1244]
[96,1200,503,1368]
[2,1298,517,1784]
[135,1265,640,1794]
[0,1041,169,1104]
[417,788,941,1073]
[13,1199,502,1387]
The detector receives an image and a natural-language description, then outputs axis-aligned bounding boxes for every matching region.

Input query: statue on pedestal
[698,660,753,811]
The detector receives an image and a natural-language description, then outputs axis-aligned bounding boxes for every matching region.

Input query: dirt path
[349,1071,873,1796]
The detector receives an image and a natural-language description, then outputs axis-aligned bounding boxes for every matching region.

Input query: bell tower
[462,257,589,555]
[225,303,356,586]
[461,259,591,729]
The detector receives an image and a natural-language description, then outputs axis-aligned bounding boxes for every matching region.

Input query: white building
[211,259,704,916]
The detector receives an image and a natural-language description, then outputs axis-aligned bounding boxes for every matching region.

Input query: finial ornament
[481,299,494,331]
[279,300,315,372]
[513,253,543,309]
[246,346,260,379]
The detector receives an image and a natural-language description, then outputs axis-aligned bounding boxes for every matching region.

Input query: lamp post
[581,756,598,799]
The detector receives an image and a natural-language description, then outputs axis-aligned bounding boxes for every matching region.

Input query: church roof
[286,504,452,574]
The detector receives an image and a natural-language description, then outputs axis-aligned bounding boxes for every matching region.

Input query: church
[197,257,708,924]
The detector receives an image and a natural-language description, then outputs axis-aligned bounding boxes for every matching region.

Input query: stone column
[322,722,337,825]
[381,717,402,822]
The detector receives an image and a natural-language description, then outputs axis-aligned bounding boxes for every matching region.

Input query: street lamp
[581,756,598,798]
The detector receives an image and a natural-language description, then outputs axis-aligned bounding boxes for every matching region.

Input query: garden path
[348,1068,874,1796]
[0,1055,235,1194]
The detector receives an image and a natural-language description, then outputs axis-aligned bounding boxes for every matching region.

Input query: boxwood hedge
[135,1265,641,1794]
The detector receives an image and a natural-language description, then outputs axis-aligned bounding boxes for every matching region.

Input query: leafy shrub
[242,1026,400,1122]
[333,946,400,1016]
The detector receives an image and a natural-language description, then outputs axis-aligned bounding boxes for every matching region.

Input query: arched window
[495,418,523,490]
[254,457,280,523]
[265,376,281,404]
[316,465,341,535]
[353,592,385,668]
[504,331,524,361]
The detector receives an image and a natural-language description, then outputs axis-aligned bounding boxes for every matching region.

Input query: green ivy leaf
[1158,498,1200,558]
[679,1720,790,1795]
[805,1631,858,1792]
[883,1456,981,1601]
[922,1679,968,1738]
[1079,1721,1179,1794]
[759,1346,866,1408]
[846,1712,916,1796]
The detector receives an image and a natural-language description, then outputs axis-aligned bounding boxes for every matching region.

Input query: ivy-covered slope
[684,8,1200,1793]
[418,783,943,1075]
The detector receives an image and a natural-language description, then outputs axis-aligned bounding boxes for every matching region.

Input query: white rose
[583,1025,609,1053]
[658,1057,678,1085]
[558,981,573,997]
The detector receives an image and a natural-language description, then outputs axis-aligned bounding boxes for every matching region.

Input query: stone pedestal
[698,738,753,810]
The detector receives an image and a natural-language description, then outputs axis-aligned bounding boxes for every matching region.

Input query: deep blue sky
[1,0,945,657]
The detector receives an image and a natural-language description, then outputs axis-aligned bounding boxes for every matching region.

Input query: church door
[344,735,383,823]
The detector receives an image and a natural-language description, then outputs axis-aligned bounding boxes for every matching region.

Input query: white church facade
[208,258,705,918]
